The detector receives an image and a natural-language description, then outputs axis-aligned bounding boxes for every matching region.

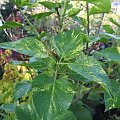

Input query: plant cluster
[0,0,120,120]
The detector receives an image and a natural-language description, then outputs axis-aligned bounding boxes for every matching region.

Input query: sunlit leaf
[68,54,111,94]
[53,29,84,59]
[103,25,115,34]
[68,8,82,17]
[109,18,120,28]
[32,74,74,120]
[89,0,111,15]
[0,22,23,29]
[39,1,61,10]
[32,12,54,20]
[0,37,46,56]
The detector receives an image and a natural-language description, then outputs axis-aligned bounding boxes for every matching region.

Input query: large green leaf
[89,0,111,15]
[22,57,55,70]
[32,74,74,120]
[68,54,111,93]
[100,32,120,40]
[99,47,120,63]
[103,25,115,34]
[16,103,40,120]
[0,22,23,29]
[104,80,120,110]
[67,8,82,17]
[109,18,120,28]
[32,12,54,20]
[0,37,46,56]
[13,81,32,100]
[53,29,84,60]
[39,1,61,10]
[68,70,90,83]
[21,54,55,71]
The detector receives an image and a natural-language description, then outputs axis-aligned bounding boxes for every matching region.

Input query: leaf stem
[60,0,69,30]
[54,57,63,80]
[20,9,40,37]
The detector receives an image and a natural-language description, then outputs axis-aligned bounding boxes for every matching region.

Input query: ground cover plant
[0,0,120,120]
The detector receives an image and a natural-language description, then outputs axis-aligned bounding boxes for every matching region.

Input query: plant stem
[20,9,60,61]
[60,0,69,30]
[20,9,40,37]
[20,9,55,58]
[86,2,90,35]
[0,11,13,41]
[86,2,90,53]
[54,62,58,80]
[96,13,104,35]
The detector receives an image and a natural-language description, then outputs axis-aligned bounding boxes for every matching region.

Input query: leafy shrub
[0,0,120,120]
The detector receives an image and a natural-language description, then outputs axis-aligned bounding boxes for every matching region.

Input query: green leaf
[39,1,61,10]
[70,102,92,120]
[0,37,46,56]
[68,70,90,83]
[22,57,55,70]
[72,16,87,28]
[13,0,37,8]
[67,8,82,17]
[99,47,120,63]
[0,22,23,29]
[68,54,111,93]
[103,25,115,34]
[16,103,40,120]
[53,29,84,60]
[0,103,15,113]
[104,80,120,110]
[13,81,32,100]
[109,18,120,28]
[32,12,54,20]
[90,36,101,43]
[89,0,111,15]
[32,74,74,120]
[55,110,76,120]
[101,32,120,40]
